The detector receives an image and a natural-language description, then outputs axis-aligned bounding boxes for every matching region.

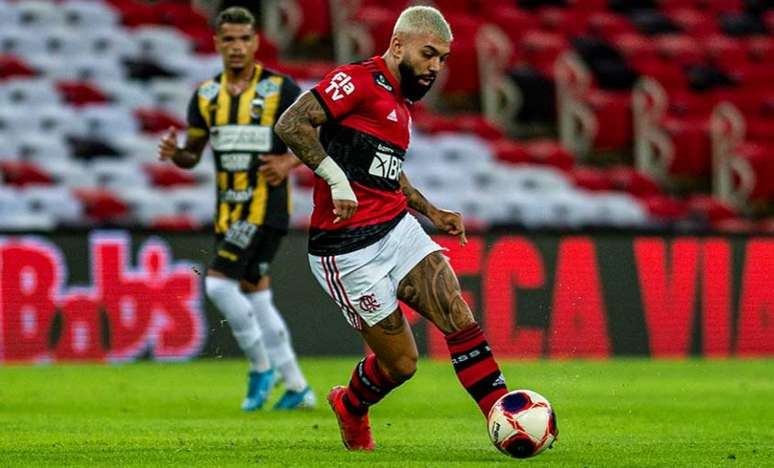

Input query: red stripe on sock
[445,323,481,345]
[456,357,501,388]
[447,334,486,355]
[364,354,399,388]
[349,375,380,403]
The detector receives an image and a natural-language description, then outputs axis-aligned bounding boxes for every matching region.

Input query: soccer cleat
[273,386,317,410]
[241,369,274,412]
[327,386,375,451]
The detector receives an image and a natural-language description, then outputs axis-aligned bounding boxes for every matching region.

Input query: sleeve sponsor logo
[324,72,355,101]
[374,73,393,92]
[211,125,272,152]
[198,81,220,100]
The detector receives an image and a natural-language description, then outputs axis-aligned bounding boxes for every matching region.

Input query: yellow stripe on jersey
[247,172,268,225]
[214,75,232,233]
[259,76,284,126]
[238,64,261,125]
[216,171,229,233]
[197,79,214,128]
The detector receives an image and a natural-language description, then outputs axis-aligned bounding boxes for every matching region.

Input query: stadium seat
[0,54,37,80]
[22,185,84,225]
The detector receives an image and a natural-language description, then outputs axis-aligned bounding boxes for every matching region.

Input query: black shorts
[210,221,286,284]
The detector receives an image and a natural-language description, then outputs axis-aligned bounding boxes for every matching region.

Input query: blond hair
[392,6,453,42]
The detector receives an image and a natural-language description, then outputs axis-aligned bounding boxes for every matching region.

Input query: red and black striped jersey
[309,56,412,255]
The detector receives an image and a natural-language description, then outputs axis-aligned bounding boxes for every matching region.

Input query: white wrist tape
[314,157,357,202]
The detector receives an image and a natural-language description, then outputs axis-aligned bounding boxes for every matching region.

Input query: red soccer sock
[342,354,400,415]
[445,323,508,416]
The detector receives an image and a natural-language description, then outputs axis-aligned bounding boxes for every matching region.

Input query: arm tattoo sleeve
[400,173,438,218]
[274,92,330,170]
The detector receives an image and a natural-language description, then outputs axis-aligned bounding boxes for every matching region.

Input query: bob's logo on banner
[0,232,205,363]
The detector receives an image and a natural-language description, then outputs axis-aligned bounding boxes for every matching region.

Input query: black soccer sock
[445,323,508,416]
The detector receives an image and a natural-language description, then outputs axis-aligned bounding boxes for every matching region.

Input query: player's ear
[389,34,403,61]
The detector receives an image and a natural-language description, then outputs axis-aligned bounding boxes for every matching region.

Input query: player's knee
[386,354,417,383]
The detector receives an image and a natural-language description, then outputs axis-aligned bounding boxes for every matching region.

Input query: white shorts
[308,214,443,330]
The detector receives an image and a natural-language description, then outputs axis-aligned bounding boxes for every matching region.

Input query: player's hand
[258,154,294,187]
[431,209,467,246]
[332,199,357,224]
[158,126,179,162]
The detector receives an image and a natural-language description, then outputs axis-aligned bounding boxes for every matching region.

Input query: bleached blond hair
[392,6,453,42]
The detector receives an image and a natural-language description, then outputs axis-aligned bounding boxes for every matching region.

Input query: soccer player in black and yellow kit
[158,7,314,411]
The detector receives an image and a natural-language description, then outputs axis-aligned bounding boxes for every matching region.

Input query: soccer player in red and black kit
[276,6,509,450]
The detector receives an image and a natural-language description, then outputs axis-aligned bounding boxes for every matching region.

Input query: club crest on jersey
[374,73,393,92]
[250,97,264,119]
[325,72,355,101]
[199,81,220,100]
[255,78,280,98]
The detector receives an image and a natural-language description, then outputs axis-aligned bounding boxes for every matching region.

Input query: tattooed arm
[274,92,329,170]
[275,91,358,222]
[400,172,467,246]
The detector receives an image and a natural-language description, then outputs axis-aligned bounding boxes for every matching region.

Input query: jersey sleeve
[186,90,209,137]
[310,64,370,121]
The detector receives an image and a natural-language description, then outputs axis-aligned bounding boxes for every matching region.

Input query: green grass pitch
[1,359,773,467]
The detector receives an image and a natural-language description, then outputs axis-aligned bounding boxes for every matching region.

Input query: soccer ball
[487,389,558,458]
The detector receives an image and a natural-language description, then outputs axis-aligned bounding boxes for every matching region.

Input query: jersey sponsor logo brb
[324,72,355,101]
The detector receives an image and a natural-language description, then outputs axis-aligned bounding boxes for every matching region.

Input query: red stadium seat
[481,5,535,45]
[685,195,738,225]
[665,8,719,37]
[519,30,567,76]
[439,14,485,95]
[641,194,688,222]
[523,139,575,171]
[584,89,633,151]
[0,161,54,187]
[107,0,160,27]
[56,81,108,107]
[586,12,636,40]
[491,139,530,165]
[295,0,334,42]
[150,215,199,231]
[661,115,712,177]
[570,167,613,192]
[0,54,37,80]
[143,163,197,188]
[704,35,746,67]
[730,142,774,201]
[655,35,705,67]
[73,188,129,222]
[607,166,662,197]
[134,108,185,134]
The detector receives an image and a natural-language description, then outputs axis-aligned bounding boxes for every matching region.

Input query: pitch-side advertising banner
[0,231,771,363]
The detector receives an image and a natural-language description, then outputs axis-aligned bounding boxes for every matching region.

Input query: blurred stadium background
[1,0,773,464]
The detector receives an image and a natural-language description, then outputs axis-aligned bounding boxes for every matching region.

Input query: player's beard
[398,60,434,102]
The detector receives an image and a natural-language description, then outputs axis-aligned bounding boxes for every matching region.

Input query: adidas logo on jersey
[386,109,398,122]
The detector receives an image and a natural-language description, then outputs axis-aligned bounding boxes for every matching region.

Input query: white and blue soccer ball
[487,389,558,458]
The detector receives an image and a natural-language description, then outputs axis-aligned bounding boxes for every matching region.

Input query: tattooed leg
[397,252,475,335]
[356,308,418,383]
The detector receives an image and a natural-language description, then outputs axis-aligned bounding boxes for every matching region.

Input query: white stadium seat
[62,0,120,29]
[22,185,84,225]
[0,78,60,106]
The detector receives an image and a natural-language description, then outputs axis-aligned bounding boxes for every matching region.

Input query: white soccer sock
[205,276,271,372]
[247,289,308,392]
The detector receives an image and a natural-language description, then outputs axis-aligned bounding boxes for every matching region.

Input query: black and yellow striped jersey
[187,64,301,234]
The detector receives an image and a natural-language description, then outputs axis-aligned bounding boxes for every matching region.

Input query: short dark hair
[215,7,256,32]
